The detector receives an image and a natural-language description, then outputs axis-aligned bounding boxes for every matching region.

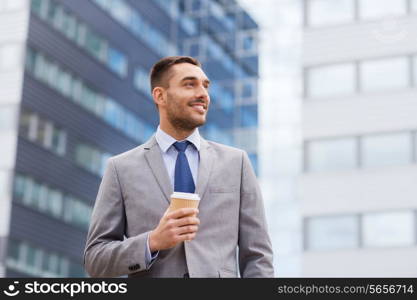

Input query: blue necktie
[173,141,195,193]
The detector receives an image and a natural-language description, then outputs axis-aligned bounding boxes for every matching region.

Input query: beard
[166,94,207,131]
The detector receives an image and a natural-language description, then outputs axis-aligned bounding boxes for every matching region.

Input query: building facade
[0,0,259,277]
[301,0,417,276]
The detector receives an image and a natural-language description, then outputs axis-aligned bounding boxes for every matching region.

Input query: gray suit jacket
[84,136,274,277]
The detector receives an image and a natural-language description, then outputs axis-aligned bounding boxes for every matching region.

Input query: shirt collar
[155,126,201,153]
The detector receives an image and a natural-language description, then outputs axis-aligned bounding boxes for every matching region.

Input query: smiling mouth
[190,103,207,113]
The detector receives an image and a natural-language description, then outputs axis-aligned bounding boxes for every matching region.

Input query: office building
[0,0,258,277]
[301,0,417,276]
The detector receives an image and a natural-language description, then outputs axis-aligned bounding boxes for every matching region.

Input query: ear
[152,87,166,107]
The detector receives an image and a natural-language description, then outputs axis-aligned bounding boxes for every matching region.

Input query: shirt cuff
[145,233,159,268]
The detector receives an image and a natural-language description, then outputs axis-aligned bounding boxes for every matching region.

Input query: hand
[149,208,200,252]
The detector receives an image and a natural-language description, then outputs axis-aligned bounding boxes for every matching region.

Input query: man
[84,56,274,278]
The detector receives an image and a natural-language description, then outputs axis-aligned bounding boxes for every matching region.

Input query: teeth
[192,105,205,112]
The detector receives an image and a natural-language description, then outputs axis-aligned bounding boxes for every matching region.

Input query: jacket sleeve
[238,151,275,277]
[83,158,152,277]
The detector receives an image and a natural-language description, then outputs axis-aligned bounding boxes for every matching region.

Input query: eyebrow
[181,76,210,85]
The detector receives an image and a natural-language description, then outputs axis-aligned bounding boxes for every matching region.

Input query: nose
[196,84,209,100]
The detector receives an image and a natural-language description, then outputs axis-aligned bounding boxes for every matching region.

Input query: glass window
[63,196,74,223]
[51,3,63,29]
[109,0,132,25]
[91,149,102,175]
[85,29,106,60]
[104,100,117,126]
[42,252,59,275]
[61,10,77,40]
[363,211,415,247]
[155,0,179,19]
[57,70,72,97]
[359,0,407,20]
[37,184,49,212]
[306,215,359,251]
[187,0,205,13]
[51,128,66,156]
[71,200,91,229]
[13,174,26,199]
[69,263,86,277]
[33,52,47,80]
[25,47,36,73]
[75,23,87,47]
[31,0,43,16]
[238,31,257,54]
[129,14,144,36]
[75,144,91,170]
[25,244,39,270]
[107,47,127,77]
[92,0,110,10]
[361,57,409,92]
[35,118,47,146]
[240,105,258,127]
[22,177,33,206]
[361,132,412,168]
[82,86,98,113]
[242,81,255,99]
[58,257,69,276]
[188,41,200,58]
[42,122,53,149]
[237,79,257,103]
[307,0,354,27]
[307,138,357,172]
[7,239,20,262]
[46,0,58,24]
[306,63,356,98]
[133,67,150,94]
[180,16,197,36]
[71,78,83,102]
[46,63,58,89]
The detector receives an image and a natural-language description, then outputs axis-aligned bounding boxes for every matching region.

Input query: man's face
[162,63,210,131]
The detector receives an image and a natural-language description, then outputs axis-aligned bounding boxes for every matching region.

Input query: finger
[176,225,199,235]
[178,232,196,242]
[172,216,200,227]
[166,208,199,219]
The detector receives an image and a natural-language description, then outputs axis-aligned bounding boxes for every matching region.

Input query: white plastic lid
[170,192,200,201]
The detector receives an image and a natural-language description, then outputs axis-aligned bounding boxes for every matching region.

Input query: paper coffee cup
[168,192,200,213]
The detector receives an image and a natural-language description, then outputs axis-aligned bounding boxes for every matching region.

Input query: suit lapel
[195,138,213,200]
[144,136,172,204]
[143,135,213,203]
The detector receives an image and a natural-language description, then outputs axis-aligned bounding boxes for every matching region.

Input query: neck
[159,119,195,141]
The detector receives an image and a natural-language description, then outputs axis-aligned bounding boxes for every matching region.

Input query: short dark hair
[150,56,201,91]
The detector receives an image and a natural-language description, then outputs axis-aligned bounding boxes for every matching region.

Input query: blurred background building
[239,0,303,277]
[0,0,259,277]
[301,0,417,276]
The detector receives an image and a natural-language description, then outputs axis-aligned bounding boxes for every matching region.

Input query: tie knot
[173,141,191,153]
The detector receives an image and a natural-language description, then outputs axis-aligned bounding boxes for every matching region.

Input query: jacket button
[129,264,140,271]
